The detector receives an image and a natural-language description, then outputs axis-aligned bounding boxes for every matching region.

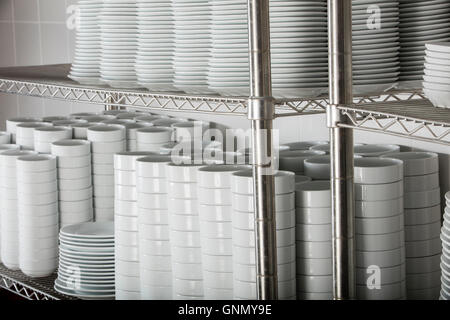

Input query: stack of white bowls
[441,191,450,300]
[88,125,126,221]
[71,122,96,140]
[354,158,406,300]
[34,127,73,154]
[121,122,152,152]
[173,0,210,93]
[172,121,208,144]
[0,150,35,270]
[6,117,42,143]
[304,155,331,181]
[197,165,249,299]
[231,170,296,300]
[16,122,52,150]
[99,0,139,88]
[279,150,325,176]
[69,0,103,85]
[136,155,173,300]
[16,155,59,278]
[281,141,329,152]
[0,132,11,144]
[295,181,332,300]
[51,140,94,228]
[135,0,175,91]
[423,42,450,109]
[354,144,401,158]
[385,152,442,299]
[167,163,205,299]
[136,127,173,152]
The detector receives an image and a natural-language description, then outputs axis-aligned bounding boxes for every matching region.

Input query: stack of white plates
[54,222,115,300]
[441,192,450,300]
[304,155,331,181]
[88,125,126,221]
[16,155,59,278]
[279,150,325,176]
[399,0,450,82]
[51,140,94,228]
[16,122,52,150]
[136,0,175,91]
[0,132,11,145]
[385,152,442,299]
[173,0,211,93]
[197,165,248,299]
[34,127,73,154]
[354,144,401,157]
[0,150,35,270]
[136,127,173,152]
[354,158,406,300]
[69,0,103,85]
[423,42,450,109]
[295,181,332,300]
[136,155,173,300]
[231,170,296,300]
[352,0,401,93]
[167,163,205,300]
[100,0,139,88]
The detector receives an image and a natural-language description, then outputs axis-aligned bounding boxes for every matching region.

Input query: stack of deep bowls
[441,191,450,300]
[172,121,208,144]
[123,122,151,152]
[384,152,442,299]
[34,127,73,154]
[51,140,94,228]
[423,42,450,109]
[136,155,173,300]
[304,155,331,181]
[0,132,11,145]
[71,122,96,140]
[16,155,59,278]
[136,127,173,152]
[354,158,406,300]
[197,165,249,300]
[295,181,332,300]
[88,125,126,221]
[0,150,35,270]
[354,144,401,158]
[279,150,325,176]
[167,163,205,300]
[6,117,42,144]
[231,170,296,300]
[16,122,52,150]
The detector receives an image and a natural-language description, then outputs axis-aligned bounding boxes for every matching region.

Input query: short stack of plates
[423,42,450,109]
[100,0,139,88]
[69,0,103,85]
[441,192,450,300]
[353,0,401,94]
[399,0,450,82]
[55,222,115,300]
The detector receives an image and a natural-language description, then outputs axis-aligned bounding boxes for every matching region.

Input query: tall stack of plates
[173,0,211,93]
[135,0,175,91]
[399,0,450,82]
[54,222,115,300]
[423,42,450,109]
[352,0,401,94]
[441,192,450,300]
[69,0,103,85]
[100,0,139,88]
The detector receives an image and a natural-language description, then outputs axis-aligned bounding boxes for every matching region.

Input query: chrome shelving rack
[0,0,448,301]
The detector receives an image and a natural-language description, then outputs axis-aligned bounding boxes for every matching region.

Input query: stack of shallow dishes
[135,0,175,91]
[99,0,139,88]
[352,0,401,93]
[55,222,115,300]
[399,0,450,82]
[295,181,332,300]
[385,152,442,299]
[34,127,72,154]
[69,0,103,85]
[354,144,400,157]
[423,42,450,109]
[6,117,42,143]
[136,155,173,300]
[136,127,173,152]
[16,122,52,150]
[88,125,126,221]
[197,165,249,300]
[278,150,325,176]
[16,155,59,278]
[354,158,406,300]
[51,140,94,228]
[0,150,35,270]
[231,170,296,300]
[173,0,211,93]
[441,192,450,300]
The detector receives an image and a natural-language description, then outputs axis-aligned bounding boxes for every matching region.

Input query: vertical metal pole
[247,0,278,300]
[327,0,356,300]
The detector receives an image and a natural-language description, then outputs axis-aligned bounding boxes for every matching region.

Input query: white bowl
[198,187,232,206]
[202,254,233,273]
[296,257,332,276]
[20,257,57,278]
[59,199,93,213]
[115,274,140,292]
[139,193,168,210]
[406,270,441,290]
[19,191,57,205]
[92,152,113,165]
[200,237,232,255]
[295,175,312,184]
[382,152,439,176]
[135,155,172,178]
[354,158,403,184]
[356,247,405,268]
[296,241,332,259]
[355,197,403,218]
[51,139,91,157]
[16,122,52,139]
[113,151,155,171]
[115,185,137,202]
[404,188,441,209]
[115,244,139,262]
[87,125,125,142]
[356,213,404,235]
[0,149,35,167]
[233,225,295,249]
[138,208,168,225]
[136,176,166,193]
[406,237,442,258]
[140,269,172,287]
[424,87,450,109]
[355,180,403,201]
[170,246,201,264]
[167,181,197,199]
[19,224,58,239]
[296,275,332,293]
[115,260,139,277]
[91,140,126,154]
[405,205,441,226]
[234,261,296,282]
[203,270,233,289]
[167,163,204,183]
[199,204,232,222]
[295,207,331,225]
[405,221,442,242]
[18,180,57,195]
[59,166,92,179]
[34,126,72,142]
[60,186,93,202]
[141,254,172,271]
[0,131,11,144]
[232,192,295,212]
[115,199,138,217]
[57,154,91,169]
[404,172,440,193]
[295,181,331,208]
[16,154,56,172]
[356,281,405,300]
[354,144,400,157]
[233,209,295,230]
[169,214,200,232]
[19,202,58,217]
[17,169,57,184]
[92,174,114,187]
[173,278,203,297]
[296,223,331,242]
[139,238,171,256]
[170,230,201,248]
[6,117,42,138]
[304,155,331,180]
[356,231,404,252]
[115,169,136,187]
[59,176,92,191]
[172,262,203,280]
[231,170,295,195]
[197,165,250,189]
[136,127,173,144]
[93,196,114,209]
[18,212,58,228]
[279,150,325,174]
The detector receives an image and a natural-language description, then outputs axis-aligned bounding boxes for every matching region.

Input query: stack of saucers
[423,42,450,109]
[136,127,173,152]
[441,192,450,300]
[88,125,126,221]
[136,155,173,300]
[6,117,42,143]
[34,127,72,154]
[0,132,11,145]
[16,155,59,278]
[54,222,115,300]
[0,150,35,270]
[99,0,139,88]
[231,170,296,300]
[295,181,332,300]
[51,140,94,228]
[16,122,52,150]
[69,0,103,85]
[385,152,442,300]
[279,150,325,176]
[354,158,406,300]
[197,165,249,299]
[354,144,401,158]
